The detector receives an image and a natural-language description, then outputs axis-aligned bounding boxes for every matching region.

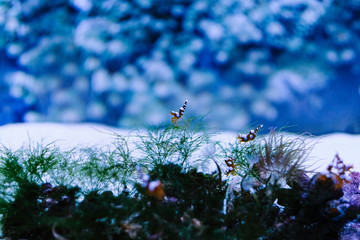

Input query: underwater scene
[1,0,360,239]
[1,0,360,134]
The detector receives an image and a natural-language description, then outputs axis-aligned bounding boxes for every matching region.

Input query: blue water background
[0,0,359,135]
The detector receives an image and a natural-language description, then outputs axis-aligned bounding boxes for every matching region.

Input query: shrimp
[170,99,188,124]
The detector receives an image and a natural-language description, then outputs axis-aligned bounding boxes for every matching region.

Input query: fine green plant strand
[137,124,178,166]
[137,118,211,168]
[0,122,336,240]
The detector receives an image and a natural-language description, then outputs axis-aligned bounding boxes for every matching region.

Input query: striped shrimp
[170,100,188,124]
[237,125,263,143]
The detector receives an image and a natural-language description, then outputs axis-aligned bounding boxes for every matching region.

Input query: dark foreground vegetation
[0,121,359,239]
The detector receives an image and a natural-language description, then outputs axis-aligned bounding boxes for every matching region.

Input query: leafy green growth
[220,136,260,178]
[0,122,358,239]
[1,182,80,239]
[137,118,210,168]
[0,143,71,199]
[225,183,281,239]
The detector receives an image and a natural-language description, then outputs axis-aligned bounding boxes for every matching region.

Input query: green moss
[0,123,358,239]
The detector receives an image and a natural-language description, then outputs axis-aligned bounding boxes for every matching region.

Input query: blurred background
[0,0,360,135]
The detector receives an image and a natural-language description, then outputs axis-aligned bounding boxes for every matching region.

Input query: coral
[265,155,360,240]
[342,171,360,208]
[1,0,360,133]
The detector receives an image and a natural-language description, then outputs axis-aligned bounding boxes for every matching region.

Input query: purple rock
[342,172,360,208]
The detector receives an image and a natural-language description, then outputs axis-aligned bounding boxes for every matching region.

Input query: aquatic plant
[137,118,210,168]
[0,123,359,239]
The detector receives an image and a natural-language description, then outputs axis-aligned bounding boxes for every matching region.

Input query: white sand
[0,123,359,172]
